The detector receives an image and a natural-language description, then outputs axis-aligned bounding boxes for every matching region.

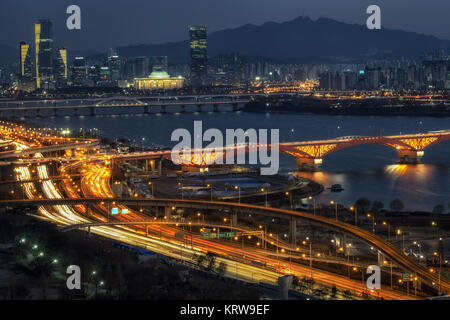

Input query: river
[23,108,450,212]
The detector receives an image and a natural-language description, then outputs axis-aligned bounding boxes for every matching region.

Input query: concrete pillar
[144,105,149,114]
[278,275,293,300]
[289,217,297,246]
[145,159,149,173]
[36,109,40,117]
[74,108,79,116]
[397,149,421,164]
[377,250,385,266]
[232,103,239,111]
[180,105,186,113]
[231,211,238,226]
[53,108,58,117]
[158,159,162,176]
[295,157,320,171]
[160,105,166,113]
[165,206,171,219]
[213,104,219,112]
[196,104,202,113]
[90,107,96,116]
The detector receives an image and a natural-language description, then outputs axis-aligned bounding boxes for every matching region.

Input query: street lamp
[285,191,293,210]
[178,181,184,199]
[234,185,241,203]
[382,221,391,242]
[261,188,268,207]
[366,213,375,233]
[302,238,313,280]
[206,184,213,201]
[330,200,338,221]
[349,206,358,226]
[308,196,316,215]
[148,181,154,196]
[397,229,405,252]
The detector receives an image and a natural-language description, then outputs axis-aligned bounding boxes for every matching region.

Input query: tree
[216,262,227,275]
[371,201,384,213]
[355,198,371,213]
[390,199,404,212]
[330,284,338,299]
[433,205,445,214]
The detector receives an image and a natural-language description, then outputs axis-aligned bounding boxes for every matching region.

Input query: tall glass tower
[19,41,33,81]
[54,48,68,87]
[189,26,207,86]
[35,19,53,89]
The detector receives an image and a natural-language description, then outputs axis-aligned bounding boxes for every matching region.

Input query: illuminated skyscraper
[189,26,207,86]
[19,41,33,82]
[108,49,121,82]
[35,19,53,89]
[54,47,68,87]
[72,57,87,85]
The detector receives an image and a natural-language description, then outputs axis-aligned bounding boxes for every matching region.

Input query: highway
[2,120,446,299]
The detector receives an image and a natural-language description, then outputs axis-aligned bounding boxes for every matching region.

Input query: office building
[189,26,207,86]
[35,19,53,89]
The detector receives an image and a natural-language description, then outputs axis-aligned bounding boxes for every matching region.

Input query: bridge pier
[90,107,96,116]
[231,211,238,226]
[53,109,58,117]
[397,149,423,164]
[295,157,320,171]
[160,105,166,113]
[164,206,171,219]
[180,105,186,113]
[289,217,297,246]
[196,104,202,113]
[74,108,79,117]
[144,105,149,114]
[36,109,40,117]
[213,104,219,112]
[232,103,239,112]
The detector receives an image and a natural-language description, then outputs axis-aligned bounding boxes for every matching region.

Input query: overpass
[0,140,100,159]
[0,98,250,117]
[1,197,448,293]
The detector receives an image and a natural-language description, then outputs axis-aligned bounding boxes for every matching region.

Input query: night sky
[1,0,449,52]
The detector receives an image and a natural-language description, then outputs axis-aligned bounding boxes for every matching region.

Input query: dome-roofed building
[134,67,184,90]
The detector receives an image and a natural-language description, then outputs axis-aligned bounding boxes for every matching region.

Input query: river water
[24,108,450,212]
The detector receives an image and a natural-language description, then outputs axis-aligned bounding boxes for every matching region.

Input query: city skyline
[1,1,450,52]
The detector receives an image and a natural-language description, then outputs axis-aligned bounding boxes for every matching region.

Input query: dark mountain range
[115,16,450,64]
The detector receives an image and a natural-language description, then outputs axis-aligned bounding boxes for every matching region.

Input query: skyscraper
[189,26,207,86]
[35,19,53,89]
[72,57,87,85]
[108,49,122,82]
[54,48,68,87]
[19,41,33,82]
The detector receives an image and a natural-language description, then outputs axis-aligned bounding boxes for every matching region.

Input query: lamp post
[349,206,357,226]
[308,196,316,215]
[148,181,154,196]
[206,184,213,201]
[382,221,391,242]
[302,238,313,280]
[285,191,293,210]
[367,213,375,233]
[234,185,241,203]
[397,229,405,252]
[330,200,338,221]
[261,188,268,207]
[178,181,183,199]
